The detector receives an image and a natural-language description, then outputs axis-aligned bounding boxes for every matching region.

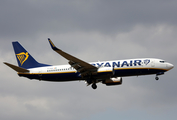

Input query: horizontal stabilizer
[4,62,29,72]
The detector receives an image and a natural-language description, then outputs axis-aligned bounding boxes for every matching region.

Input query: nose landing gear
[155,72,164,80]
[155,76,159,80]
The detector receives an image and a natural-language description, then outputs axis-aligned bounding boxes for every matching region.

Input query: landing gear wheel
[92,83,97,89]
[155,76,159,80]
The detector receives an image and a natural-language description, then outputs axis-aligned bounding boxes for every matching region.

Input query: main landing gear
[92,83,97,89]
[87,78,97,89]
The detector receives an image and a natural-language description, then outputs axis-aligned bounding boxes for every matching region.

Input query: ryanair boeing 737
[4,38,174,89]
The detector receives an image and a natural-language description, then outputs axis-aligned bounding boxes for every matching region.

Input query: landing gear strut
[155,72,164,80]
[92,83,97,89]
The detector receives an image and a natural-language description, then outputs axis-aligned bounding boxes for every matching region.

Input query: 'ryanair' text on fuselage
[92,59,150,68]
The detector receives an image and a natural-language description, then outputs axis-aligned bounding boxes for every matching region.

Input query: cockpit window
[160,61,166,63]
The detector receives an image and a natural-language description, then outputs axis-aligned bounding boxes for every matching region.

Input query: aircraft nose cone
[167,63,174,70]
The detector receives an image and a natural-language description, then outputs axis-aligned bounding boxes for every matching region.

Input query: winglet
[48,38,59,50]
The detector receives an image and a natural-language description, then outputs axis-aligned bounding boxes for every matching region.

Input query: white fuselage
[18,58,173,81]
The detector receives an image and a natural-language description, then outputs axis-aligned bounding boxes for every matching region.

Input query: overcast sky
[0,0,177,120]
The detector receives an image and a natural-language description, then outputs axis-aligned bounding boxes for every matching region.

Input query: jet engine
[103,77,122,86]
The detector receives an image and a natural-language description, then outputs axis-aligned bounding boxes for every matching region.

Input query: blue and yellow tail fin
[12,41,50,69]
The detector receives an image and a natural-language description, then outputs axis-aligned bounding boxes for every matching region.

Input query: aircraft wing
[48,38,98,77]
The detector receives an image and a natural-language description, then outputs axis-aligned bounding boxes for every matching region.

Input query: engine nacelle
[103,77,122,86]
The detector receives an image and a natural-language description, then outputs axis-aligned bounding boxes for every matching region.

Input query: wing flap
[4,62,29,72]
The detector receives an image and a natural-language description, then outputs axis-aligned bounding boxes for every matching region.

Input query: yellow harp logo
[16,52,29,66]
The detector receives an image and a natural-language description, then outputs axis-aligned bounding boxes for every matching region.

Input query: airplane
[4,38,174,89]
